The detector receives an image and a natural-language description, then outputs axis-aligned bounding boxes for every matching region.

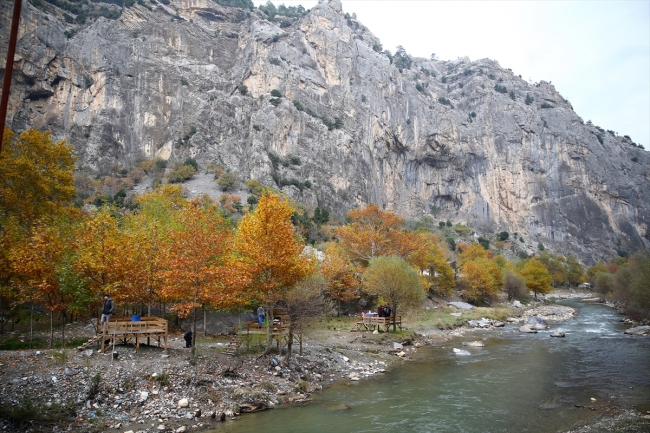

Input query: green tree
[503,269,527,301]
[217,172,239,191]
[521,258,553,299]
[363,256,423,331]
[393,46,413,70]
[566,255,587,286]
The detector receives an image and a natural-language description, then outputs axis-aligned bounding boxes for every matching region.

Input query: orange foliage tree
[334,204,423,265]
[320,243,360,315]
[235,193,312,350]
[161,201,238,355]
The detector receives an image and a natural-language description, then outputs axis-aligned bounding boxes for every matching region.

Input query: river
[208,300,650,433]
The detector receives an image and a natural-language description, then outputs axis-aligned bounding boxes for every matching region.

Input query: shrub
[393,46,412,70]
[245,179,264,196]
[438,97,453,108]
[167,164,196,183]
[509,90,516,100]
[269,57,281,66]
[247,195,258,205]
[596,134,603,144]
[438,221,446,228]
[238,85,248,95]
[280,19,291,28]
[478,236,490,250]
[498,231,509,241]
[180,77,189,86]
[267,152,280,170]
[446,237,456,250]
[253,124,261,131]
[155,158,167,170]
[441,76,447,83]
[415,83,425,93]
[288,100,305,113]
[470,112,476,118]
[446,220,452,227]
[525,93,534,105]
[217,171,239,191]
[289,155,301,165]
[540,102,553,109]
[372,43,383,53]
[270,89,282,98]
[270,98,281,106]
[494,84,508,94]
[538,243,545,251]
[184,157,198,170]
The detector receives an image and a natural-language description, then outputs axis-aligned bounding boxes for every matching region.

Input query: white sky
[253,0,650,148]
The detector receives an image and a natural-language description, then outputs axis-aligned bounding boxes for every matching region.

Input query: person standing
[101,293,114,330]
[257,306,265,325]
[183,330,193,348]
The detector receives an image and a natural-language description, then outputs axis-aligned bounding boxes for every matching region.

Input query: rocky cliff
[2,0,649,263]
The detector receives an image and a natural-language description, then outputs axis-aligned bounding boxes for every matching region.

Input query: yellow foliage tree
[235,193,312,349]
[0,128,76,227]
[415,232,455,297]
[521,258,553,299]
[458,260,498,305]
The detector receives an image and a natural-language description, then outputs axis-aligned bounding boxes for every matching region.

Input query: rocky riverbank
[0,293,643,433]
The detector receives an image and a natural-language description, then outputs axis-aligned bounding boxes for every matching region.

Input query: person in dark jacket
[183,330,193,348]
[100,294,114,331]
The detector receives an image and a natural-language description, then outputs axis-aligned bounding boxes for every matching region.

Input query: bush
[270,98,281,106]
[509,90,516,100]
[596,134,603,144]
[238,85,248,95]
[269,57,281,66]
[245,179,264,196]
[289,155,301,165]
[247,195,258,205]
[184,157,198,170]
[441,76,447,83]
[525,93,534,105]
[415,83,425,93]
[438,221,446,228]
[446,237,456,250]
[167,164,196,183]
[494,84,508,94]
[438,97,453,108]
[446,220,452,227]
[217,171,239,191]
[478,236,490,250]
[180,77,189,86]
[540,102,554,109]
[372,43,383,53]
[498,231,509,241]
[270,89,282,98]
[393,46,412,70]
[293,100,304,111]
[538,243,545,251]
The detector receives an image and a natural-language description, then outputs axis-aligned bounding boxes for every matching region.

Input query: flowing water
[209,300,650,433]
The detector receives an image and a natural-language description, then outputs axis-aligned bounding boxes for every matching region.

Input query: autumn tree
[458,260,498,305]
[11,218,86,348]
[320,243,360,315]
[75,208,134,310]
[236,193,312,350]
[521,258,553,299]
[0,128,76,228]
[334,204,423,265]
[414,232,455,297]
[162,201,236,355]
[363,256,423,331]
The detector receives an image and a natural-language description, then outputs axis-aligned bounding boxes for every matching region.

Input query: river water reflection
[209,300,650,433]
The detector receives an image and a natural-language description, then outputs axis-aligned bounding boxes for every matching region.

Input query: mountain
[1,0,649,263]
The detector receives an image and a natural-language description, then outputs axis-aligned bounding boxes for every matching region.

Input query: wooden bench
[100,316,168,353]
[355,315,402,332]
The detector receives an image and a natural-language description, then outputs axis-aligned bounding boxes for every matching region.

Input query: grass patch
[0,392,77,430]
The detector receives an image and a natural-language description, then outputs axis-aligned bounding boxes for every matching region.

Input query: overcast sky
[254,0,650,148]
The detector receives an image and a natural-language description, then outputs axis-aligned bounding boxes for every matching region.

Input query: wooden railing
[101,316,168,353]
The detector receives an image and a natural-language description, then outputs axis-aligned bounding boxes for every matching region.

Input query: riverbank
[0,291,646,433]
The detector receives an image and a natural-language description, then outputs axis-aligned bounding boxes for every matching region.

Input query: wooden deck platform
[355,315,402,332]
[235,309,302,355]
[100,316,168,353]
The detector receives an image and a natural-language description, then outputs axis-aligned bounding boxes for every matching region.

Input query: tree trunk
[29,301,34,350]
[285,326,293,362]
[191,295,198,357]
[264,300,274,353]
[203,308,207,336]
[61,313,65,349]
[392,305,397,332]
[49,310,54,349]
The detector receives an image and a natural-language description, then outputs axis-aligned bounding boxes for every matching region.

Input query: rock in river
[624,325,650,336]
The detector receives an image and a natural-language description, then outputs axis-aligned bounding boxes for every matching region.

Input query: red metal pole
[0,0,23,154]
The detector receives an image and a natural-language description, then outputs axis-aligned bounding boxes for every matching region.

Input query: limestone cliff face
[2,0,649,263]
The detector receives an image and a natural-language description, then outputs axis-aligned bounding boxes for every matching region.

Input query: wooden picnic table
[355,315,402,332]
